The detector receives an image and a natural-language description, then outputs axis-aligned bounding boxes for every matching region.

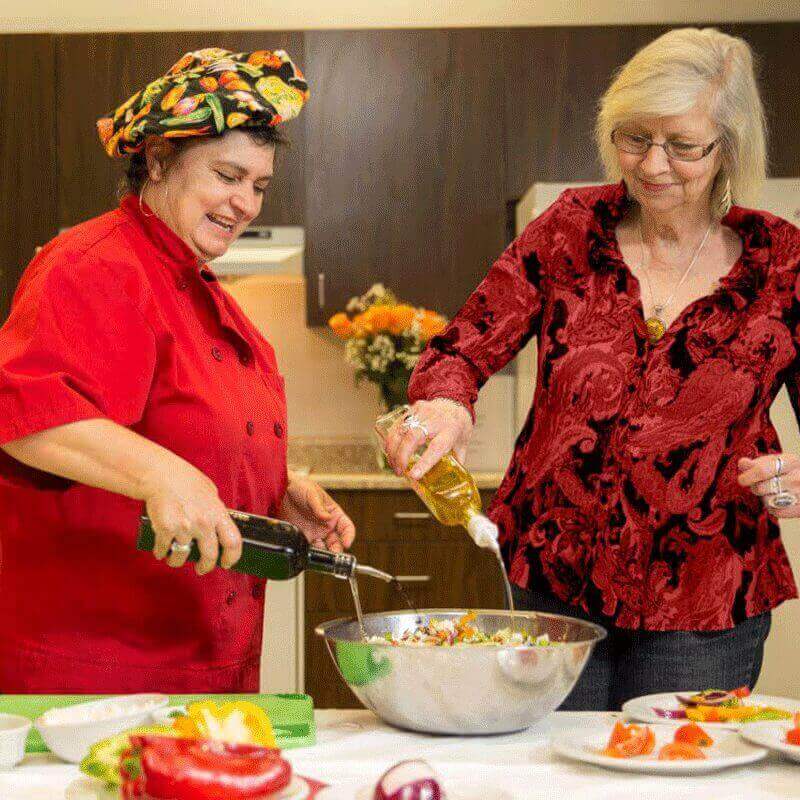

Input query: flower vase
[374,380,410,472]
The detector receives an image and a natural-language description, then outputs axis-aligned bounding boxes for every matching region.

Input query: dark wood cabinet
[2,24,800,323]
[0,35,58,319]
[55,32,305,231]
[302,29,508,325]
[304,488,507,709]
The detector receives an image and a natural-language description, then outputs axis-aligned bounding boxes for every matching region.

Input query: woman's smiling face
[615,104,723,216]
[146,130,275,261]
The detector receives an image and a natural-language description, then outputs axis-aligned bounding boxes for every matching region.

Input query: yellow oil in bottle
[375,406,517,627]
[409,452,483,527]
[408,452,516,628]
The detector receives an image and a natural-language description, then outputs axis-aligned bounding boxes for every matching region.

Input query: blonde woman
[384,28,800,710]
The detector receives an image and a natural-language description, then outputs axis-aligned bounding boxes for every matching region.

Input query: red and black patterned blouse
[409,182,800,631]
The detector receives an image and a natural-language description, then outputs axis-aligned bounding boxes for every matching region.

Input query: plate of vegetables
[551,719,768,774]
[738,713,800,764]
[621,687,799,730]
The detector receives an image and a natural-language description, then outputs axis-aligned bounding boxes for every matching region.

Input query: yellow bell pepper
[172,700,276,747]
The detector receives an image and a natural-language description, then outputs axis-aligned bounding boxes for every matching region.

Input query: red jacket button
[246,421,255,436]
[273,422,284,438]
[211,346,223,361]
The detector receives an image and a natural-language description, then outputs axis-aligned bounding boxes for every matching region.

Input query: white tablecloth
[1,711,798,799]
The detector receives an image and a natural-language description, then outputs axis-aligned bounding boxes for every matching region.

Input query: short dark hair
[120,126,287,197]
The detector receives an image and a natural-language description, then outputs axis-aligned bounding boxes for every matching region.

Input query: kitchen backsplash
[224,274,517,472]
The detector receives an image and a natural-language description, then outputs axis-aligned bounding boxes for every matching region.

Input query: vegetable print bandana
[97,47,309,157]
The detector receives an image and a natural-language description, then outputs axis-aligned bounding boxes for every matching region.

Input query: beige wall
[2,0,799,32]
[223,275,384,442]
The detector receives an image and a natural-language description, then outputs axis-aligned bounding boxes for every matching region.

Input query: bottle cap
[466,514,500,551]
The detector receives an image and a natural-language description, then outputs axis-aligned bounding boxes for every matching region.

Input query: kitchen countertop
[287,438,506,490]
[6,710,799,798]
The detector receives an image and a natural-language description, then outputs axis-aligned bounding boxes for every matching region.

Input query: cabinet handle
[393,511,431,521]
[317,272,325,308]
[394,574,431,583]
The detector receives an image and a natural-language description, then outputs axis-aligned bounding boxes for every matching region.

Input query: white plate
[621,692,800,730]
[739,721,800,764]
[35,694,169,763]
[551,720,768,775]
[66,774,314,799]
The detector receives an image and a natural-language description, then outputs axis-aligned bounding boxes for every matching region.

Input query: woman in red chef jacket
[0,47,354,692]
[385,28,800,709]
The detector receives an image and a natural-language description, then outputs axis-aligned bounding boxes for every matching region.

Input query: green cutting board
[0,692,315,753]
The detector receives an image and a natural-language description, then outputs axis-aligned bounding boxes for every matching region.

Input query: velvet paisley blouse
[408,182,800,631]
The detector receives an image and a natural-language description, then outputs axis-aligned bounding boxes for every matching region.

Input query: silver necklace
[638,217,714,343]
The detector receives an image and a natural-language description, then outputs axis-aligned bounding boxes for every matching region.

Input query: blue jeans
[511,585,772,712]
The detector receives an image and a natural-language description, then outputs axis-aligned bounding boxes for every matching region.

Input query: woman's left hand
[737,454,800,518]
[278,472,356,552]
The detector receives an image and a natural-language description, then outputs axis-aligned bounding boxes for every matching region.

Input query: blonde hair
[596,27,767,217]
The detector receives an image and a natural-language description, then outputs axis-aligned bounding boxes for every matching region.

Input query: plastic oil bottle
[375,405,516,624]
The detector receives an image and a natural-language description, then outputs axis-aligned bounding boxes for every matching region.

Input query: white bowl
[0,713,32,769]
[34,693,169,763]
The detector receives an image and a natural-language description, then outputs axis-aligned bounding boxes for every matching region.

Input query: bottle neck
[465,510,500,551]
[307,548,357,579]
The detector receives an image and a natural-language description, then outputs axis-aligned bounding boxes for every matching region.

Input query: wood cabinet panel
[55,31,305,230]
[500,25,668,199]
[302,29,508,324]
[0,35,58,319]
[501,23,800,202]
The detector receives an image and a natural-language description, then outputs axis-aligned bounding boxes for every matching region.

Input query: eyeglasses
[611,129,719,162]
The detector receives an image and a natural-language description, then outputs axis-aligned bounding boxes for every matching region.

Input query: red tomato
[674,723,714,748]
[602,722,655,758]
[658,742,706,761]
[731,686,751,699]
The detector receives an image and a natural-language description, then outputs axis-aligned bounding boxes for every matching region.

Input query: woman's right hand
[383,398,474,480]
[141,463,242,576]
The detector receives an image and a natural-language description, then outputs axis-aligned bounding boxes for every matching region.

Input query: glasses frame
[611,128,720,162]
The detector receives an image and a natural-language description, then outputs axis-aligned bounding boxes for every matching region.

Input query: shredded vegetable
[369,611,555,647]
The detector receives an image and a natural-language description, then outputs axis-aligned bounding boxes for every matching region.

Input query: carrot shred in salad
[369,611,555,647]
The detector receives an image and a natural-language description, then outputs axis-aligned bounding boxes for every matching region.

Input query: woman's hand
[279,472,356,553]
[737,454,800,518]
[383,398,474,480]
[142,463,242,575]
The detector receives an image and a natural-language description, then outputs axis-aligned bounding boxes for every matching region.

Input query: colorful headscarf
[97,47,309,158]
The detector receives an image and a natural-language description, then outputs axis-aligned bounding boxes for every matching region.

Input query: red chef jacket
[0,195,288,692]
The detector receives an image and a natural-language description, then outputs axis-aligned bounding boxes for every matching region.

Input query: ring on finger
[768,490,797,509]
[401,413,430,439]
[775,456,783,477]
[168,540,193,557]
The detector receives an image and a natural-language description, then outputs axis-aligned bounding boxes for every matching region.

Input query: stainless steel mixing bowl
[315,609,606,735]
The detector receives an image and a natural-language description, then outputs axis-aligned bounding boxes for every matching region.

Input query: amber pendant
[645,316,666,343]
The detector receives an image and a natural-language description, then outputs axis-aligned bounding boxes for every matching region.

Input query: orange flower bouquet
[328,283,448,410]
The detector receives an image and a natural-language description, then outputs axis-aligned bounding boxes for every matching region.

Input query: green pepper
[235,62,263,77]
[205,95,225,133]
[161,107,213,126]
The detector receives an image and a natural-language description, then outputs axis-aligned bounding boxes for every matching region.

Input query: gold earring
[138,178,154,218]
[719,176,732,217]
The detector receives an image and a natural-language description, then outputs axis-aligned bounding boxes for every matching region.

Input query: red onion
[676,691,733,707]
[653,707,688,719]
[373,760,446,800]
